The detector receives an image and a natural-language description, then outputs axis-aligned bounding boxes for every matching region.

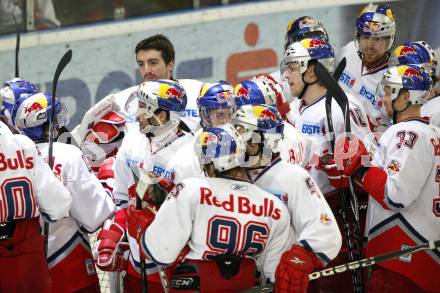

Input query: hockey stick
[315,60,364,293]
[44,49,73,258]
[130,167,171,293]
[130,167,148,293]
[241,239,440,292]
[12,15,20,77]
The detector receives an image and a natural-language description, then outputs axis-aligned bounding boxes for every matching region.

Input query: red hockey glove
[275,245,322,293]
[126,205,155,243]
[95,220,129,272]
[319,136,369,189]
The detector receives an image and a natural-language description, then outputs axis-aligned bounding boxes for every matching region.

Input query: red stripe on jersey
[366,226,440,292]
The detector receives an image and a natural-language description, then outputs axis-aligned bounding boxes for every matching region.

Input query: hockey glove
[275,245,322,293]
[319,136,369,189]
[126,205,155,243]
[95,219,129,272]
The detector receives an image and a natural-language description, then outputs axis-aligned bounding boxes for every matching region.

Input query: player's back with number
[0,134,71,293]
[143,177,292,291]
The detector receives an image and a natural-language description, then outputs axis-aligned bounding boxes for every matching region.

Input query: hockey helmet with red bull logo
[283,38,335,74]
[380,64,431,105]
[355,3,396,51]
[197,81,234,127]
[391,41,437,80]
[195,123,245,172]
[0,78,38,122]
[198,81,234,110]
[233,104,284,150]
[284,16,329,49]
[234,79,278,108]
[136,79,187,115]
[11,92,69,142]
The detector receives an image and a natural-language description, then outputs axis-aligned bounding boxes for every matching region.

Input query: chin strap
[298,63,320,99]
[392,100,412,123]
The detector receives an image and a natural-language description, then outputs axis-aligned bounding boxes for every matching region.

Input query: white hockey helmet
[380,65,431,105]
[283,38,335,74]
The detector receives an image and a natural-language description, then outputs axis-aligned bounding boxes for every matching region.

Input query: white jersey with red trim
[36,142,115,262]
[365,118,440,292]
[277,122,312,167]
[0,135,71,223]
[296,92,374,194]
[245,158,341,266]
[142,177,293,282]
[113,127,201,208]
[113,127,202,276]
[337,41,390,133]
[421,94,440,127]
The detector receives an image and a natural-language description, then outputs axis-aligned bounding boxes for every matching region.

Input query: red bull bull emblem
[363,21,381,33]
[24,101,44,114]
[165,87,183,102]
[403,67,422,77]
[308,39,326,48]
[259,109,277,121]
[200,132,218,146]
[235,85,250,98]
[398,46,417,57]
[387,160,401,174]
[320,213,332,225]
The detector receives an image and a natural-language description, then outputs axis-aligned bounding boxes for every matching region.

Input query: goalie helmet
[197,81,234,127]
[391,41,437,80]
[232,104,284,150]
[355,3,396,51]
[284,16,329,49]
[380,65,431,105]
[11,92,69,142]
[234,79,278,108]
[0,78,38,122]
[194,123,245,172]
[283,38,335,74]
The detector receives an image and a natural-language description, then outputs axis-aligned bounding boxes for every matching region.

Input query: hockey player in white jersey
[232,104,341,292]
[336,64,440,292]
[234,78,311,167]
[269,16,330,125]
[282,37,374,292]
[0,133,71,293]
[103,79,201,291]
[389,40,440,128]
[133,124,293,292]
[96,34,202,134]
[337,3,396,134]
[11,92,116,293]
[282,38,373,194]
[197,80,235,130]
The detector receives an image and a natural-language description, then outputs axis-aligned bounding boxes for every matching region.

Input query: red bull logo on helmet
[301,38,327,49]
[24,94,48,114]
[362,21,381,33]
[234,84,250,98]
[253,105,277,121]
[199,131,219,146]
[159,83,184,102]
[397,65,422,77]
[395,45,417,57]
